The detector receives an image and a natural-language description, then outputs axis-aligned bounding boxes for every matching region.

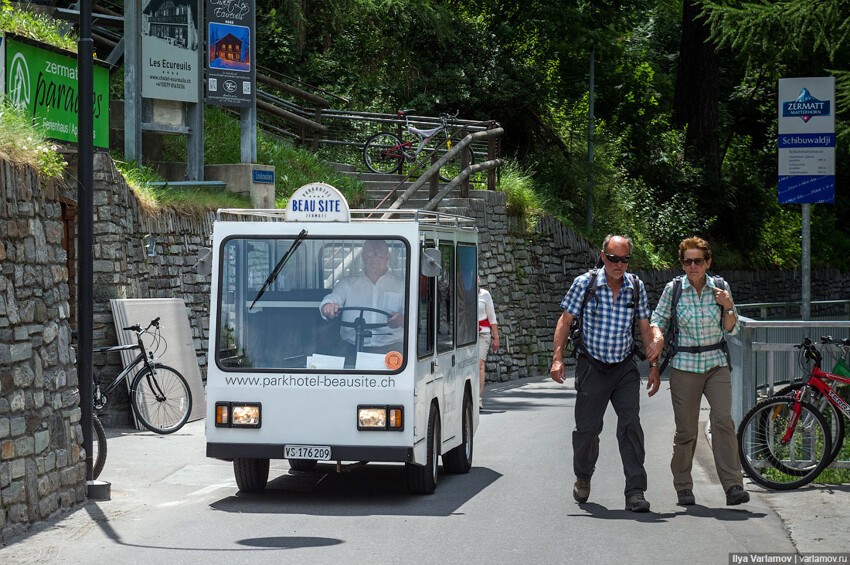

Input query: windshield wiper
[249,229,308,311]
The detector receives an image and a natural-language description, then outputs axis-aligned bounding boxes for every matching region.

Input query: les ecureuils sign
[4,35,109,148]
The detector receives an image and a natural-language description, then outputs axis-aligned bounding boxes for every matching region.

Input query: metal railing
[377,128,505,217]
[738,299,850,321]
[728,315,850,468]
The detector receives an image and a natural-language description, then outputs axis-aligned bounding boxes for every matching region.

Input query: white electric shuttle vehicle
[205,183,480,494]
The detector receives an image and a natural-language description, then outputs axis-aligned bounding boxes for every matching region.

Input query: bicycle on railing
[93,317,193,435]
[362,110,475,182]
[737,336,850,489]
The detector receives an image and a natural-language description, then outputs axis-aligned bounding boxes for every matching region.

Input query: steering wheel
[335,306,395,353]
[336,306,394,330]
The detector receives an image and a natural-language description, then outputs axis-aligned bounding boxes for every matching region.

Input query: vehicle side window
[437,243,455,353]
[418,243,436,358]
[456,243,478,347]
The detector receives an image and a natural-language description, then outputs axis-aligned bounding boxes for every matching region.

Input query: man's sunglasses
[603,253,631,264]
[681,258,706,266]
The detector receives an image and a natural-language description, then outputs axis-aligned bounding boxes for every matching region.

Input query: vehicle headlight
[357,405,404,431]
[215,402,261,428]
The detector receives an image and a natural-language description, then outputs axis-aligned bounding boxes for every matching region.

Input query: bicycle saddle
[410,125,443,138]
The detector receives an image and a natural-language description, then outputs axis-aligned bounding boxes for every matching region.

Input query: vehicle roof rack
[215,208,477,229]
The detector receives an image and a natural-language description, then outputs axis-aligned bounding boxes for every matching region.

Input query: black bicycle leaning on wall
[93,317,193,435]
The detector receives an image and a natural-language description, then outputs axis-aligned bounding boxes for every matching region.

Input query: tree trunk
[673,0,721,178]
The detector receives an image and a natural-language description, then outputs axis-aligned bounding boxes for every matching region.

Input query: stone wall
[89,154,213,427]
[0,160,85,542]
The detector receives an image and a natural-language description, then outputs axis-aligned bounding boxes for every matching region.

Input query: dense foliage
[256,0,850,269]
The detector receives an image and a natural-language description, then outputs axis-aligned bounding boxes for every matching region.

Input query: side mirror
[421,248,441,277]
[194,248,212,276]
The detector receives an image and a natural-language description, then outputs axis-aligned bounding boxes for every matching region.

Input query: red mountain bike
[737,336,850,489]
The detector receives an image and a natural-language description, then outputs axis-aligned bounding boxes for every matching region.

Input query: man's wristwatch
[725,308,735,316]
[649,361,659,368]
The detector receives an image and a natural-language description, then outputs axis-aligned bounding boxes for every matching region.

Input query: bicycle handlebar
[122,317,161,334]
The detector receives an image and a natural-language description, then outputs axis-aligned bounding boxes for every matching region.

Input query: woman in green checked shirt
[648,237,750,507]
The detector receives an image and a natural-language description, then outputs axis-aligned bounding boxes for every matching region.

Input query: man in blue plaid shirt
[550,235,662,512]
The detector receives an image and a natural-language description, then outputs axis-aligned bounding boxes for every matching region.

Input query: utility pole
[587,47,595,232]
[77,0,95,489]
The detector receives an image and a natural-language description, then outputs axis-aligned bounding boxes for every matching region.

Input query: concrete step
[329,161,357,174]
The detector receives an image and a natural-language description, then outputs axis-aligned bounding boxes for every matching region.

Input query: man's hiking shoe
[625,492,651,512]
[573,478,590,503]
[726,485,750,506]
[677,489,696,506]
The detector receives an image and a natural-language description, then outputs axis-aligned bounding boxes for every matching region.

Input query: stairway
[330,163,466,210]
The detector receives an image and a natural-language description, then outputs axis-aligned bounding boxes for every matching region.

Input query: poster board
[110,298,205,427]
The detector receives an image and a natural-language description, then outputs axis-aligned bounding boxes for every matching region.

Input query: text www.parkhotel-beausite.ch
[224,374,398,389]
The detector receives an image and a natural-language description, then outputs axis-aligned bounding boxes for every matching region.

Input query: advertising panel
[141,0,200,102]
[4,36,109,148]
[778,77,835,204]
[205,0,255,107]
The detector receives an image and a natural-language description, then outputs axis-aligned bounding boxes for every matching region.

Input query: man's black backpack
[566,267,643,361]
[657,274,731,373]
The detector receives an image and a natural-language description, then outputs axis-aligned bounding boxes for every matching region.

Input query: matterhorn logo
[782,88,830,123]
[7,52,31,111]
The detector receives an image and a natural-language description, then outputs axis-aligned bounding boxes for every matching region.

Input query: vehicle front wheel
[234,458,270,493]
[406,402,440,494]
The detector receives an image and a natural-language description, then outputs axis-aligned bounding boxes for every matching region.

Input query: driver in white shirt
[320,239,404,353]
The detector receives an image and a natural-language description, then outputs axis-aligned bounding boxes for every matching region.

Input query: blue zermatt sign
[777,77,835,204]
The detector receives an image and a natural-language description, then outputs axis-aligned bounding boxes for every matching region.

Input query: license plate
[284,445,331,460]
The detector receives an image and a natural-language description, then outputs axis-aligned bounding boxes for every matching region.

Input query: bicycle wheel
[363,132,404,174]
[92,414,107,479]
[438,138,474,182]
[130,364,192,434]
[737,396,833,490]
[775,383,845,466]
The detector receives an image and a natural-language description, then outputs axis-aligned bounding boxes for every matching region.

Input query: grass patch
[112,157,249,216]
[495,159,545,216]
[161,107,365,207]
[0,0,76,51]
[0,103,67,177]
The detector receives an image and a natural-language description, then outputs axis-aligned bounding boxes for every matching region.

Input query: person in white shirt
[478,278,499,408]
[320,240,405,355]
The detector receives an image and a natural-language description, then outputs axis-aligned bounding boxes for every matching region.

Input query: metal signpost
[778,77,836,320]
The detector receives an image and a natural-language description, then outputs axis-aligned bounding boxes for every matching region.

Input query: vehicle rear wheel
[437,138,474,182]
[92,414,107,480]
[406,402,440,494]
[234,458,270,493]
[288,458,318,471]
[443,393,473,474]
[363,132,404,174]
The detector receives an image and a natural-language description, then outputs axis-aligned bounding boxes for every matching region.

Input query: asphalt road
[1,369,842,565]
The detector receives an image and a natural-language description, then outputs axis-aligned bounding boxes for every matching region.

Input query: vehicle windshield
[216,236,409,373]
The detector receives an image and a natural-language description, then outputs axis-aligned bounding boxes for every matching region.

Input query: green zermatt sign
[5,36,109,148]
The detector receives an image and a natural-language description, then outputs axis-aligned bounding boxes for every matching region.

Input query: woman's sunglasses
[681,258,706,266]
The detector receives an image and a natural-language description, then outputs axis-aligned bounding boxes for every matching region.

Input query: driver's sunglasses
[364,249,389,258]
[681,258,706,266]
[603,253,631,264]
